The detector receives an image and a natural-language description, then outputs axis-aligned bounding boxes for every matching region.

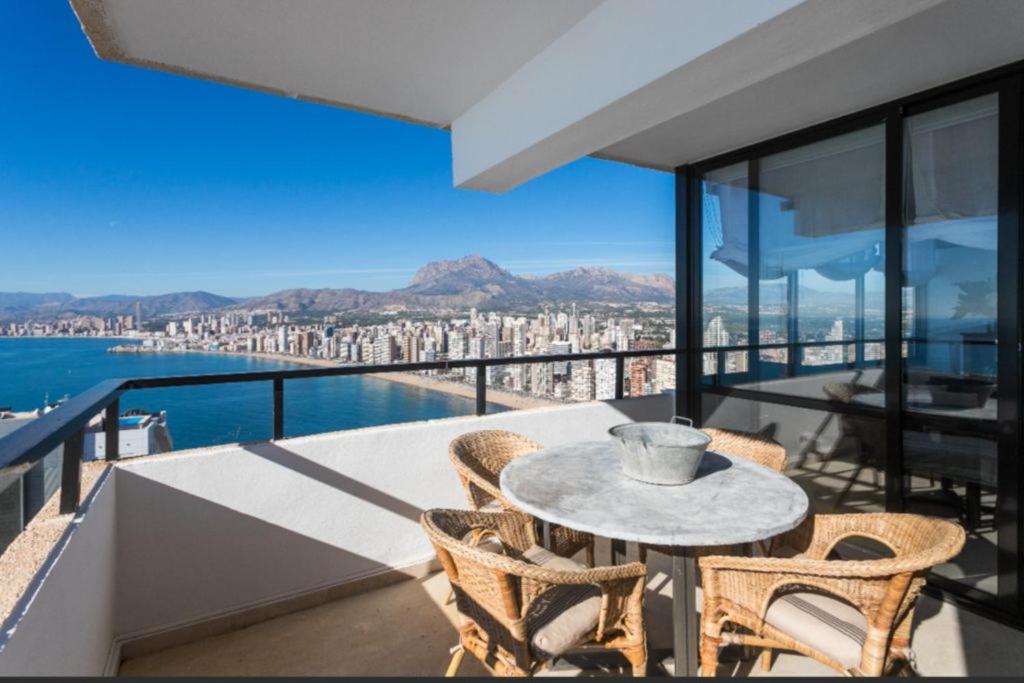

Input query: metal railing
[701,337,888,383]
[0,348,677,515]
[701,336,997,382]
[1,334,993,518]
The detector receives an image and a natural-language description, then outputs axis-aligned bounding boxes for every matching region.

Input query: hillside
[1,256,675,319]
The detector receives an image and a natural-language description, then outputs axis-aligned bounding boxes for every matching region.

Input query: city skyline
[2,301,678,407]
[0,2,673,298]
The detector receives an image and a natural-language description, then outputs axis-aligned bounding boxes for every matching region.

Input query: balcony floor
[117,546,1024,677]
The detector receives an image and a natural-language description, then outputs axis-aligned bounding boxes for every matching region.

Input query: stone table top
[500,440,809,547]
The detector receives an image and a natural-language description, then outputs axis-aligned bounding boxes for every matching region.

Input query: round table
[500,441,808,677]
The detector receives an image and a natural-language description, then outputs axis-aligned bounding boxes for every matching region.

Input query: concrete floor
[118,547,1024,677]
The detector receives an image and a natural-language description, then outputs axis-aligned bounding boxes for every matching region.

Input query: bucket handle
[671,416,694,427]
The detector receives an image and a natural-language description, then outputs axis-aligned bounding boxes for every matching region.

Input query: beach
[184,349,558,411]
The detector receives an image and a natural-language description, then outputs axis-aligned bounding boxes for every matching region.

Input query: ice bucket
[608,418,712,486]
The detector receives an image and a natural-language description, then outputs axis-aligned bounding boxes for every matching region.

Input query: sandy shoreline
[132,347,558,411]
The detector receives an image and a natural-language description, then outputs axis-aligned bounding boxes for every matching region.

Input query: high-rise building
[595,358,617,400]
[531,362,553,398]
[704,316,730,347]
[570,362,595,402]
[653,357,676,393]
[277,326,289,354]
[629,359,651,397]
[549,341,571,376]
[372,336,395,364]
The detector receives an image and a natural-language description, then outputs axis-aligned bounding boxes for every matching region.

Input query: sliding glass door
[687,76,1022,617]
[900,93,1001,595]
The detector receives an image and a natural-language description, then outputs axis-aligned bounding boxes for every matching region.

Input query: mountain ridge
[0,291,242,321]
[0,255,676,319]
[239,255,675,313]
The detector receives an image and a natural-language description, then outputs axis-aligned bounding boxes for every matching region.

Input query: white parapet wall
[0,395,671,675]
[0,469,118,676]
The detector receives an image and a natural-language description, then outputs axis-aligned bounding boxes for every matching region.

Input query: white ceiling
[72,0,1024,183]
[73,0,600,127]
[600,0,1024,170]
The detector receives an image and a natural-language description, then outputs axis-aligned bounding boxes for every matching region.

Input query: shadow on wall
[606,394,675,425]
[114,465,426,640]
[241,441,423,522]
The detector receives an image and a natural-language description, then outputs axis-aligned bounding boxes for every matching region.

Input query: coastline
[135,347,558,411]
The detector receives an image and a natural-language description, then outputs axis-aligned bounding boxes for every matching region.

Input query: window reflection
[899,93,1000,596]
[702,394,886,514]
[700,126,886,399]
[903,94,998,421]
[697,89,1007,605]
[903,428,997,594]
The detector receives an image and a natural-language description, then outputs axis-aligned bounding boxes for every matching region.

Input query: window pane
[901,93,999,596]
[702,393,885,514]
[903,94,998,422]
[903,427,997,594]
[701,126,886,399]
[702,162,749,360]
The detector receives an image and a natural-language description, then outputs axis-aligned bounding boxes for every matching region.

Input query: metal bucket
[608,417,712,486]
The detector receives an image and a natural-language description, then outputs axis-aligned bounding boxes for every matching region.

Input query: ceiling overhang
[72,0,1024,192]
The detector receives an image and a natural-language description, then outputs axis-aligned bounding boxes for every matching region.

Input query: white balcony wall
[0,395,671,675]
[113,395,670,640]
[0,470,118,676]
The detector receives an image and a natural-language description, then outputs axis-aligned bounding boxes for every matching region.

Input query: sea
[0,337,486,451]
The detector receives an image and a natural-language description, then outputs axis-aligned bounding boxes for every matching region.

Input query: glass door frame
[675,63,1024,623]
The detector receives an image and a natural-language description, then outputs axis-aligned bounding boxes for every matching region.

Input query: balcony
[0,364,1022,677]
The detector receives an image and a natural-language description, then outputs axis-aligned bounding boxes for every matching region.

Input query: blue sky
[0,1,674,298]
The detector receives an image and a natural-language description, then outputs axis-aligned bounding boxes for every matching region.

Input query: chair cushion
[521,545,601,659]
[764,591,867,670]
[461,529,506,555]
[478,499,505,512]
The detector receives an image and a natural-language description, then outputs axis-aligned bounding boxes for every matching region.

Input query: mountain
[237,256,674,313]
[62,291,243,317]
[0,291,243,321]
[395,255,539,307]
[238,288,376,313]
[0,292,75,317]
[703,283,857,309]
[0,256,675,319]
[536,267,674,303]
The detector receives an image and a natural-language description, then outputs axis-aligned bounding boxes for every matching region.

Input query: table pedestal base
[671,547,699,677]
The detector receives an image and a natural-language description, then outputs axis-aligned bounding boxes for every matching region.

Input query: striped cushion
[478,499,504,512]
[461,529,506,555]
[522,545,601,659]
[764,591,867,670]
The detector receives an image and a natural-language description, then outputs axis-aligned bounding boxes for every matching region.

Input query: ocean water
[0,338,487,450]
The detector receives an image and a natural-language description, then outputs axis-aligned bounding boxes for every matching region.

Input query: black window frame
[675,60,1024,626]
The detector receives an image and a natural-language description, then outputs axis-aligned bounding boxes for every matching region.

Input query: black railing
[1,335,993,518]
[701,336,996,383]
[0,348,677,515]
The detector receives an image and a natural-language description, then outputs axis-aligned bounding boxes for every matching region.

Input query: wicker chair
[422,508,649,677]
[638,427,788,563]
[449,430,594,564]
[699,513,965,676]
[822,382,886,509]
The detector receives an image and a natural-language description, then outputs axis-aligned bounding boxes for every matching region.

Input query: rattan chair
[637,427,788,563]
[449,430,594,564]
[699,512,965,676]
[422,508,649,677]
[822,382,886,509]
